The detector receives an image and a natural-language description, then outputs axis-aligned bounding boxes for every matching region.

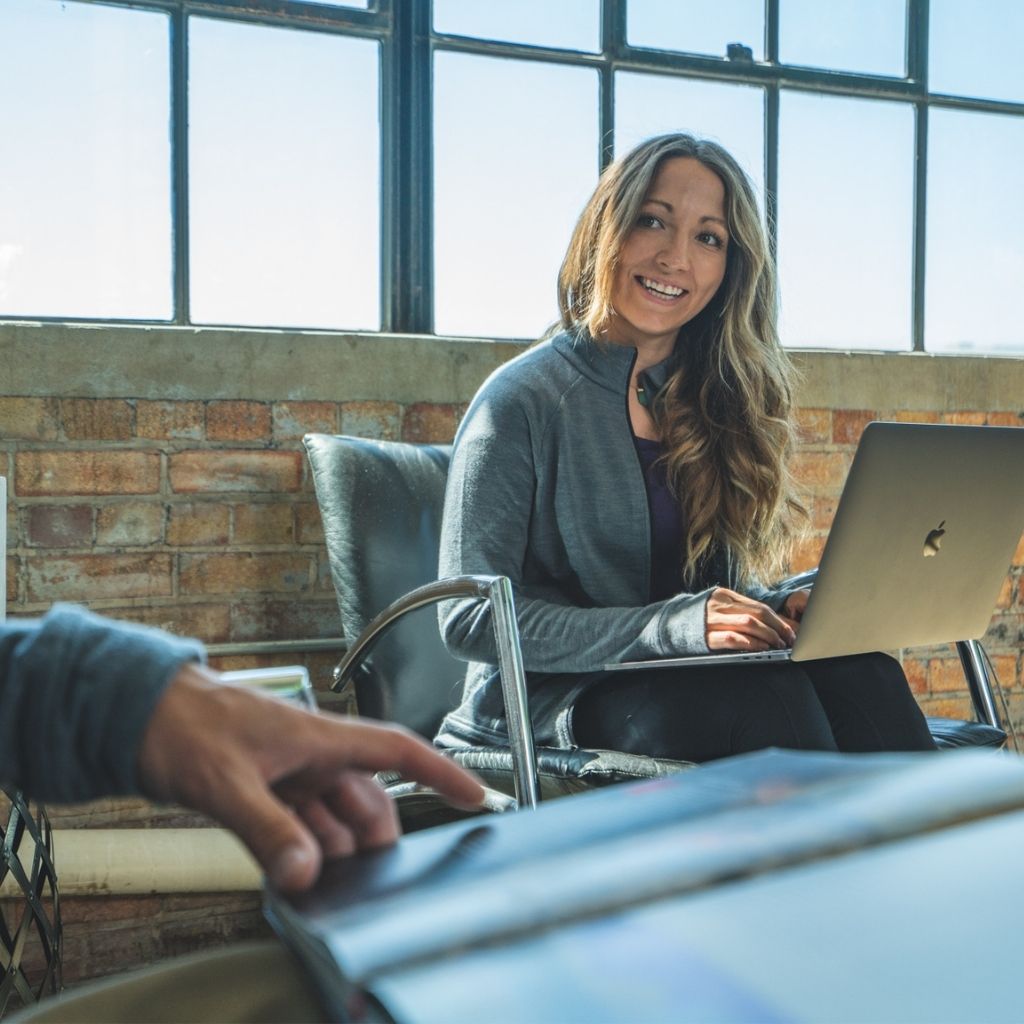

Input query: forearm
[0,604,204,802]
[440,584,713,673]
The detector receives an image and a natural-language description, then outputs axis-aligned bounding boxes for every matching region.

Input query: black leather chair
[303,434,1005,825]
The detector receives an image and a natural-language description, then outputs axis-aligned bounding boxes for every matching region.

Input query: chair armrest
[331,574,540,810]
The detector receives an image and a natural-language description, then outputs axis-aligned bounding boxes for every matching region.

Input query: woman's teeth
[640,277,684,298]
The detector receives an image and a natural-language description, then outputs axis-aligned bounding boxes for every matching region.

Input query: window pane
[926,110,1024,354]
[434,54,598,338]
[0,0,171,320]
[930,0,1024,103]
[433,0,599,52]
[189,19,379,331]
[780,0,905,77]
[627,0,764,61]
[302,1,369,7]
[615,72,765,206]
[777,92,913,349]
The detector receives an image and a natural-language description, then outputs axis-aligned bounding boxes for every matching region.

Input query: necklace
[634,380,649,408]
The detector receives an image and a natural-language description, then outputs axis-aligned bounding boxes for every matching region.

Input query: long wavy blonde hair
[558,133,805,586]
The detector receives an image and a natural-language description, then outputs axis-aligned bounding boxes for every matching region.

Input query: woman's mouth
[637,276,686,301]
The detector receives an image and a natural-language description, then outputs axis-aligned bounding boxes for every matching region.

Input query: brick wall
[790,405,1024,727]
[4,396,459,655]
[2,329,1023,990]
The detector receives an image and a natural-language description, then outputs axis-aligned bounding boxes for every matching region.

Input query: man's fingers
[296,796,360,858]
[311,720,486,810]
[322,772,401,849]
[213,776,323,892]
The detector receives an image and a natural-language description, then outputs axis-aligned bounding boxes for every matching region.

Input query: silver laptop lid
[793,422,1024,661]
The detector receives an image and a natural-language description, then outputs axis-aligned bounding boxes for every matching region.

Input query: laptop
[606,422,1024,671]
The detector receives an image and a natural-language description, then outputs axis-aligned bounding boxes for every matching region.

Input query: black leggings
[572,652,936,761]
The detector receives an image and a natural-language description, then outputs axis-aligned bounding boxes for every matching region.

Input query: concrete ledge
[2,321,1023,412]
[0,829,261,896]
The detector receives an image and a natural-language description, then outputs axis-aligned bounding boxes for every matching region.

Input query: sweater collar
[551,327,676,396]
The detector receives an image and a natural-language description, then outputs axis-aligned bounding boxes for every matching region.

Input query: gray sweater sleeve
[0,604,205,803]
[438,385,712,674]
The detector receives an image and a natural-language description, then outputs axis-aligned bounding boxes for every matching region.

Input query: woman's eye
[637,213,663,229]
[699,231,726,249]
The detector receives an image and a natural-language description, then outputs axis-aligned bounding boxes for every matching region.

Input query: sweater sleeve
[0,605,205,803]
[438,384,712,674]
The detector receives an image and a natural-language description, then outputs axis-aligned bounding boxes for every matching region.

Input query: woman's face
[607,156,729,358]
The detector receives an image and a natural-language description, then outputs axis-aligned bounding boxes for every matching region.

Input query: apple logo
[923,520,946,557]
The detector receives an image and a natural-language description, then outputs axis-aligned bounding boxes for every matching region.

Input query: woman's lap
[571,652,935,761]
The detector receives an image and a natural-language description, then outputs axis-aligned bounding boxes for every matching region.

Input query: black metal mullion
[764,0,780,261]
[382,0,432,334]
[169,6,189,324]
[909,0,930,352]
[599,0,622,169]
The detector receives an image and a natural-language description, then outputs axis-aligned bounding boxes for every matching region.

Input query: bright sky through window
[0,0,1021,355]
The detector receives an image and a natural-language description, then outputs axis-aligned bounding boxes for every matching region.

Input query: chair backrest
[303,434,463,739]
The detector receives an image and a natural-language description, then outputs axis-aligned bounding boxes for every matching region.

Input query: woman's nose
[657,236,690,271]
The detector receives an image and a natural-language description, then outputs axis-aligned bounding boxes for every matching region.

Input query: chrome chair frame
[333,575,539,809]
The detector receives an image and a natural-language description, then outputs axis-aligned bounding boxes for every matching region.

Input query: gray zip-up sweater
[436,329,793,749]
[0,604,203,802]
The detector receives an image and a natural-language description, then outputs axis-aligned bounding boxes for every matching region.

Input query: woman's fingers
[706,588,796,649]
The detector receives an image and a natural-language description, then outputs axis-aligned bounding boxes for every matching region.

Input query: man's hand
[706,587,797,651]
[137,663,485,892]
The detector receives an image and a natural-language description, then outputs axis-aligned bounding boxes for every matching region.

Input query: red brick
[996,575,1014,610]
[295,503,325,545]
[96,502,164,546]
[988,654,1020,690]
[929,657,967,693]
[890,410,940,424]
[789,532,826,574]
[810,496,839,532]
[940,411,987,425]
[26,505,93,547]
[16,451,160,496]
[317,555,335,593]
[179,552,313,595]
[206,401,271,442]
[1014,532,1024,566]
[832,409,875,446]
[232,503,294,545]
[136,401,204,441]
[169,451,301,494]
[790,451,849,495]
[167,502,230,546]
[228,598,341,643]
[272,402,338,442]
[340,401,401,441]
[902,657,928,697]
[793,408,831,444]
[402,403,459,444]
[27,553,173,602]
[920,695,973,720]
[6,556,17,604]
[104,602,231,644]
[61,399,134,441]
[0,398,59,441]
[5,499,17,548]
[986,411,1024,427]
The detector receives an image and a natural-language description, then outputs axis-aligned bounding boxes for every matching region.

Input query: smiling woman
[433,132,937,766]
